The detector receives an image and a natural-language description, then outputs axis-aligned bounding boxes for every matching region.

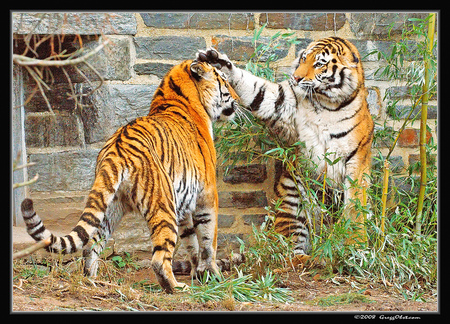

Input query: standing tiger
[197,37,374,256]
[21,60,239,293]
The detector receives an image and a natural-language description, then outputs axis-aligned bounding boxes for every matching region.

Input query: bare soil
[12,256,437,313]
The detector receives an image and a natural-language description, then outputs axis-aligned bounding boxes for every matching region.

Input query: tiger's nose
[293,75,303,83]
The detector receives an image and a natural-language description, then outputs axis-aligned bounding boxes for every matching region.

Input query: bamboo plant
[372,13,437,243]
[415,13,436,236]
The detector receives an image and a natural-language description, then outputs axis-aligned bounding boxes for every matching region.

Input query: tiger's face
[290,37,362,104]
[190,61,240,121]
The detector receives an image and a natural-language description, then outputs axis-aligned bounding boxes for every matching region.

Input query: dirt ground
[12,256,438,313]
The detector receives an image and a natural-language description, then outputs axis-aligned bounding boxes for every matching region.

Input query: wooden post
[12,65,27,226]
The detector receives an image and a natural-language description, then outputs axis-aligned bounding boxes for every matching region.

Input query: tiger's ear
[297,50,305,62]
[291,50,304,71]
[190,61,208,80]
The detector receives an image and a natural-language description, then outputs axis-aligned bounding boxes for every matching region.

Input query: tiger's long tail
[21,198,52,244]
[21,197,99,255]
[21,164,121,255]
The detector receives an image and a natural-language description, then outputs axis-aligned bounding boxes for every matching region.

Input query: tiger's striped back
[21,60,239,293]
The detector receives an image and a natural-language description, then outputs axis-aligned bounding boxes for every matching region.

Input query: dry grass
[12,253,438,312]
[12,255,197,311]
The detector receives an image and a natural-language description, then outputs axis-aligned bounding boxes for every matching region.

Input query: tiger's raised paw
[196,48,233,71]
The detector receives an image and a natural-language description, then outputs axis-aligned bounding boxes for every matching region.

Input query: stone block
[389,105,437,120]
[294,38,314,53]
[80,84,158,144]
[397,128,419,148]
[113,212,152,253]
[364,65,391,81]
[139,13,190,29]
[79,84,116,144]
[372,155,405,173]
[219,191,268,209]
[397,128,432,148]
[25,113,84,148]
[385,86,411,100]
[212,35,289,62]
[134,36,206,60]
[13,12,137,35]
[367,87,382,119]
[134,62,174,78]
[108,84,157,127]
[372,125,395,148]
[349,13,428,39]
[242,214,267,227]
[349,39,394,62]
[24,82,79,113]
[223,164,267,184]
[218,214,236,228]
[388,156,405,173]
[27,148,101,192]
[393,176,420,195]
[18,35,131,83]
[81,36,132,81]
[217,233,243,255]
[274,65,294,82]
[386,86,436,101]
[408,153,437,168]
[140,12,255,30]
[259,13,346,31]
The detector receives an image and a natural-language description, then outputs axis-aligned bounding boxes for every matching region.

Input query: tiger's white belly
[295,101,355,186]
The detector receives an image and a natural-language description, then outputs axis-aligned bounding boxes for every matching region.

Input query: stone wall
[12,12,437,258]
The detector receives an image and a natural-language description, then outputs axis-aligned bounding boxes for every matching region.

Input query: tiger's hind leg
[178,216,199,278]
[83,190,130,277]
[273,162,318,256]
[147,208,187,293]
[192,192,220,278]
[83,232,107,277]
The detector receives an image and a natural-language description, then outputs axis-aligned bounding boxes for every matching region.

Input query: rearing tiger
[197,37,374,256]
[21,60,239,293]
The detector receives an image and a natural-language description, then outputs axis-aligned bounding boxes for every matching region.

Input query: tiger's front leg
[192,190,220,278]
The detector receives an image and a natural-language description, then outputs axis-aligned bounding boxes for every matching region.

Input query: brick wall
[12,12,437,257]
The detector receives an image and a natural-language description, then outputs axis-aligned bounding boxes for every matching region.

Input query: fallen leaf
[363,290,372,296]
